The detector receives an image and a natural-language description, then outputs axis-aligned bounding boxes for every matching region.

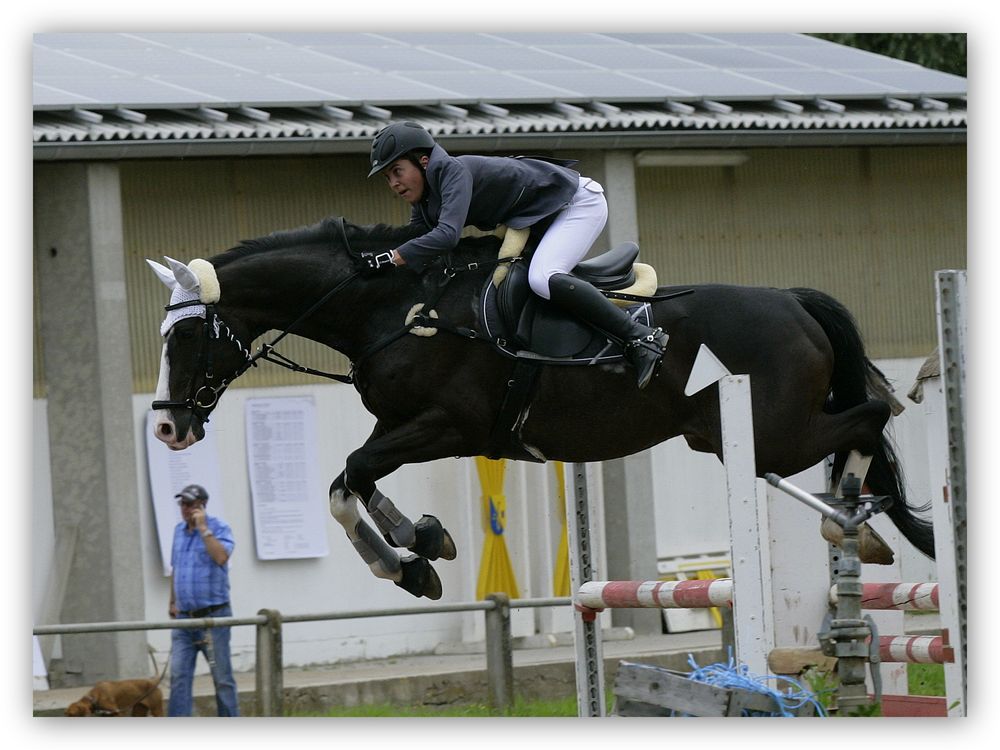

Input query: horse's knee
[344,453,376,500]
[329,480,360,527]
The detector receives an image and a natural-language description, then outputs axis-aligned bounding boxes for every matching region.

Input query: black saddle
[481,242,653,363]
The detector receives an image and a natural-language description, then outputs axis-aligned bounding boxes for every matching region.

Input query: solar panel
[33,75,220,106]
[664,45,811,70]
[374,32,500,46]
[152,74,340,103]
[745,70,902,96]
[853,69,968,94]
[420,45,593,72]
[393,70,570,100]
[479,32,613,46]
[529,71,689,98]
[260,32,406,48]
[33,82,96,107]
[631,70,800,97]
[31,32,967,110]
[541,45,711,71]
[72,47,244,77]
[130,32,280,49]
[603,33,729,47]
[180,45,374,76]
[285,72,459,102]
[34,32,154,50]
[762,44,918,70]
[303,45,489,73]
[33,47,125,76]
[696,32,831,47]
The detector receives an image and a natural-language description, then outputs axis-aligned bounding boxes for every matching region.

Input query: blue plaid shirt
[170,515,234,613]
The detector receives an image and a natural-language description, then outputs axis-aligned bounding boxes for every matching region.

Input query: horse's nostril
[157,423,173,437]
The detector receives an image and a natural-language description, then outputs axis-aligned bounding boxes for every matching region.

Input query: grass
[292,666,947,718]
[908,663,945,696]
[292,693,606,718]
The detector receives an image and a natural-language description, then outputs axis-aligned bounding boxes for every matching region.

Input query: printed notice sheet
[145,411,225,576]
[245,397,329,560]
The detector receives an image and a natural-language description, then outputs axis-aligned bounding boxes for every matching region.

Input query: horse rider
[364,121,668,389]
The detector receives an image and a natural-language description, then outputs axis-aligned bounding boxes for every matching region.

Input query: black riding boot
[548,273,668,389]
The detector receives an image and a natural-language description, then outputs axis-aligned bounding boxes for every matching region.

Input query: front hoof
[412,515,457,561]
[395,555,442,600]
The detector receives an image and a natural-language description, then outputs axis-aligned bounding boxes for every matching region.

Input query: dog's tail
[112,644,172,716]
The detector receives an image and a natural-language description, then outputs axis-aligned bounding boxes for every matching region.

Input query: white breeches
[528,177,609,299]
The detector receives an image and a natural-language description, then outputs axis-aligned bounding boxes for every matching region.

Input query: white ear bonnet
[146,257,222,336]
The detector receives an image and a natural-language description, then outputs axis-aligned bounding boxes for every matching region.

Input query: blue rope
[677,650,828,717]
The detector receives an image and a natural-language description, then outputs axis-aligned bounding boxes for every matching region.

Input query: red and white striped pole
[829,582,939,611]
[878,635,954,664]
[576,579,733,614]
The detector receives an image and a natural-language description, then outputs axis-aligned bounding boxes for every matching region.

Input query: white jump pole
[719,374,774,678]
[569,372,772,714]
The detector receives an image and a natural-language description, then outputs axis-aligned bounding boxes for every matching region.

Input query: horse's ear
[164,256,202,294]
[146,259,178,291]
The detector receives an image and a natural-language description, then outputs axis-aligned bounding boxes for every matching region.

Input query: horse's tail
[789,287,936,559]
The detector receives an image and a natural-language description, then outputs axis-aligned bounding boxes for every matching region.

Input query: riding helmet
[367,121,436,177]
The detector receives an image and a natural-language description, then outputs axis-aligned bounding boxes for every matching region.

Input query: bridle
[150,299,255,417]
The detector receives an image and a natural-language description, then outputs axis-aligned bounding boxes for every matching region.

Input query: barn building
[33,32,966,685]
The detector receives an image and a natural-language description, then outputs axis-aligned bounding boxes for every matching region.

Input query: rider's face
[383,157,428,205]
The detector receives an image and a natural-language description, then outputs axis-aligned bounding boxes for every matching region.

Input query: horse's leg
[753,398,899,564]
[328,471,408,585]
[330,410,466,599]
[341,419,457,563]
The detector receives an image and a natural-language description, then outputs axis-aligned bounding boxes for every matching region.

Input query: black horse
[148,216,934,599]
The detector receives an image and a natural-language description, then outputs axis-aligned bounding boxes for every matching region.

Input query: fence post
[255,609,283,716]
[484,593,513,713]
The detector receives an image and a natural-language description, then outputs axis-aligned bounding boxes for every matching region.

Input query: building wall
[634,145,966,358]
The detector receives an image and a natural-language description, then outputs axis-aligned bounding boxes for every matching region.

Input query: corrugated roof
[32,32,967,159]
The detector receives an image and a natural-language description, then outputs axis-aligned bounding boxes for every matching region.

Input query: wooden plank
[614,662,730,716]
[614,660,816,717]
[769,647,837,675]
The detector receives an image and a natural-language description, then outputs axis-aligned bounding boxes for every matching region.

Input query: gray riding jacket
[396,144,581,271]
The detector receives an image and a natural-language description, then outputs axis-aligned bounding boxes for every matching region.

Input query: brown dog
[64,678,164,717]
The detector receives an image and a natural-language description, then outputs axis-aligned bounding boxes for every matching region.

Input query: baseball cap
[175,484,209,503]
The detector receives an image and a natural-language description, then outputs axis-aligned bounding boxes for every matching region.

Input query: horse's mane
[212,217,425,268]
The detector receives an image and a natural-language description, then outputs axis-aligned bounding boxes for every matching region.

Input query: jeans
[167,605,240,716]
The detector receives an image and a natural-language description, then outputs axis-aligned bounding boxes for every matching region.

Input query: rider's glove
[361,251,397,276]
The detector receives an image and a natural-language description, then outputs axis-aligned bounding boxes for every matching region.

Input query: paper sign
[245,397,328,560]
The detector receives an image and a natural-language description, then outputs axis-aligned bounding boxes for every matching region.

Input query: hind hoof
[412,515,457,561]
[820,518,895,565]
[395,555,442,600]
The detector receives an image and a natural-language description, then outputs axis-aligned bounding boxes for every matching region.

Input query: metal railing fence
[34,593,572,715]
